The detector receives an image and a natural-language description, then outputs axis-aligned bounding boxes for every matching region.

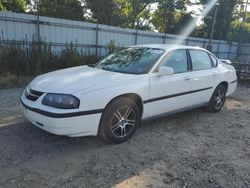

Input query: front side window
[189,50,212,71]
[92,47,164,74]
[160,50,188,74]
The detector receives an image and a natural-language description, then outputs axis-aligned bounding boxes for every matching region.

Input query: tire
[99,97,141,144]
[207,84,227,112]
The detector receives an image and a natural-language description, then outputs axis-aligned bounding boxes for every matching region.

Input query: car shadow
[0,102,248,187]
[0,107,205,170]
[0,120,106,167]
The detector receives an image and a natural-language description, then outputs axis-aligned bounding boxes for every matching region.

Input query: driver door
[147,49,192,117]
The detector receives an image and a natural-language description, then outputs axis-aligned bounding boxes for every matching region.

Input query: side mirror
[158,66,174,76]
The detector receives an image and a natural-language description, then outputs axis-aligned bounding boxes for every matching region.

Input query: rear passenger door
[188,50,217,105]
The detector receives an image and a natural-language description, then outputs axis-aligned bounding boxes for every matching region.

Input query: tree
[0,0,27,12]
[229,20,250,42]
[228,6,250,42]
[116,0,156,29]
[36,0,85,21]
[84,0,156,29]
[151,0,192,33]
[84,0,123,26]
[197,0,243,40]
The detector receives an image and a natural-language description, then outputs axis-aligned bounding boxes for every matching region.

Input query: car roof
[129,44,205,51]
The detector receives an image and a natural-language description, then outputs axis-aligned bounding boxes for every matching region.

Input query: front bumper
[20,96,102,137]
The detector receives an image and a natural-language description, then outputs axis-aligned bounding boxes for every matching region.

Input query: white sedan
[21,44,237,143]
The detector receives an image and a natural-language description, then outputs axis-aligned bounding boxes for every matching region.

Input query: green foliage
[151,0,192,33]
[0,0,27,12]
[229,21,250,42]
[37,0,85,21]
[0,38,99,76]
[85,0,156,29]
[116,0,157,29]
[191,25,208,38]
[0,1,3,10]
[1,0,250,43]
[228,4,250,43]
[197,0,243,40]
[59,43,83,68]
[84,0,123,26]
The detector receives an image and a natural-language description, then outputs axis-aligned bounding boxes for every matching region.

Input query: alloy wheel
[213,88,226,110]
[110,106,136,138]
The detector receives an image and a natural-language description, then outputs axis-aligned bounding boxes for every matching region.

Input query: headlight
[42,94,80,109]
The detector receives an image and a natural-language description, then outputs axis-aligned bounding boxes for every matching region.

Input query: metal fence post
[96,23,99,57]
[164,33,167,44]
[228,42,232,59]
[236,42,242,59]
[36,14,40,44]
[135,29,138,45]
[217,40,221,57]
[203,40,206,48]
[36,5,41,74]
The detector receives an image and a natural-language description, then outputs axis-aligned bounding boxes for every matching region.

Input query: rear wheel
[207,84,227,112]
[99,97,140,144]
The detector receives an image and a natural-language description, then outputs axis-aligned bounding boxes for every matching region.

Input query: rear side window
[161,50,188,74]
[189,50,212,71]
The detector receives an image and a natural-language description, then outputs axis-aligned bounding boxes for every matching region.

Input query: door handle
[184,76,191,81]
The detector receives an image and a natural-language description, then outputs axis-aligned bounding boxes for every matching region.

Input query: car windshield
[90,47,165,74]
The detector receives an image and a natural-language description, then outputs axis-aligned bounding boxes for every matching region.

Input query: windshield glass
[91,47,164,74]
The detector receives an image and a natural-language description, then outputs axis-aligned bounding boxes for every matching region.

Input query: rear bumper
[20,98,102,137]
[227,79,237,96]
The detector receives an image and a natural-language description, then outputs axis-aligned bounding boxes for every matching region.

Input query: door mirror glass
[158,66,174,76]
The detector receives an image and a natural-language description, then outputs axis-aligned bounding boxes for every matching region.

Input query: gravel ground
[0,84,249,188]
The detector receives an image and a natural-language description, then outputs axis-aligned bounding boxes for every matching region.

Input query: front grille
[25,88,44,101]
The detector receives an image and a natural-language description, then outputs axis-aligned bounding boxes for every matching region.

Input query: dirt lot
[0,84,250,188]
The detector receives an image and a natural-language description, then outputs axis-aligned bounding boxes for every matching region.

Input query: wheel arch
[208,81,229,103]
[104,93,144,117]
[218,81,228,92]
[97,93,144,136]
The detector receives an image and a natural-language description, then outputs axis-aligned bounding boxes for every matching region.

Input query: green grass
[0,74,33,89]
[0,40,99,75]
[0,37,119,89]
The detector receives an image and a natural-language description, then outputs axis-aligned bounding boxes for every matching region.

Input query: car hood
[30,66,137,94]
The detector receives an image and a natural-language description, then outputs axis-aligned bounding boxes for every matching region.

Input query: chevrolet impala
[20,44,237,143]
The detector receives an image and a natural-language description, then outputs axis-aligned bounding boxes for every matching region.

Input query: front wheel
[207,84,227,112]
[99,97,141,144]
